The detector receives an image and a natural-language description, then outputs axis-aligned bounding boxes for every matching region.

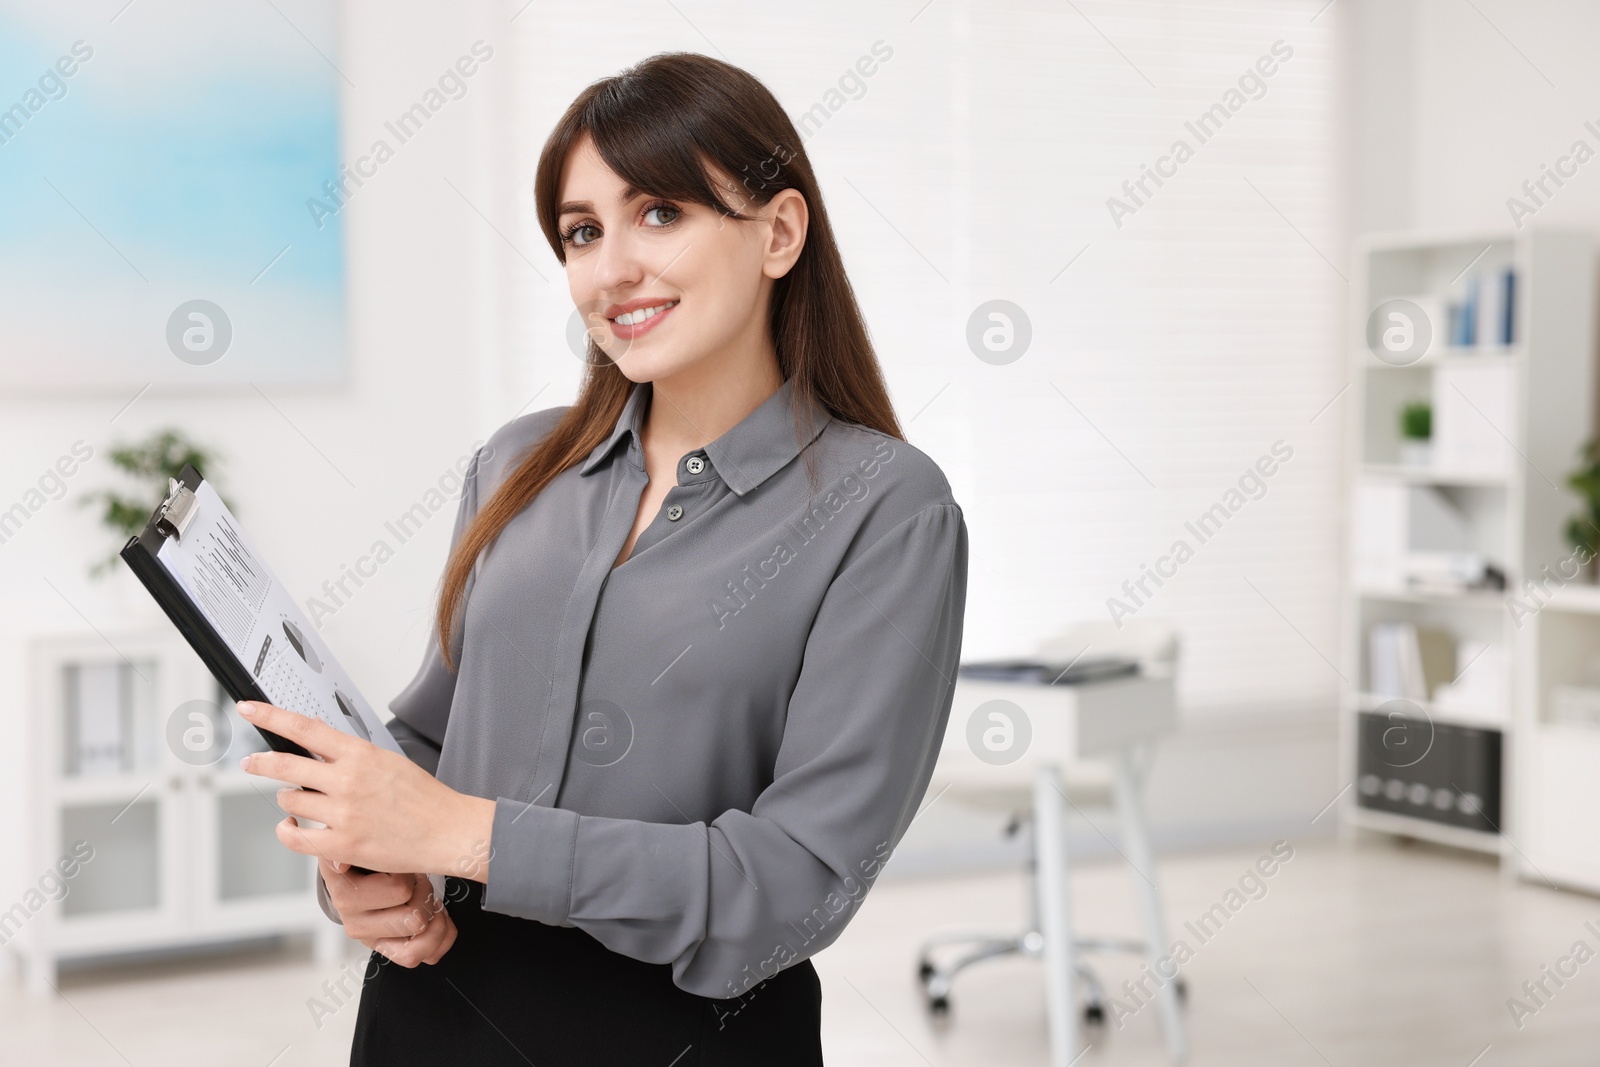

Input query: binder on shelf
[1449,724,1503,833]
[1357,710,1415,816]
[120,465,403,764]
[1355,710,1502,835]
[1411,720,1453,821]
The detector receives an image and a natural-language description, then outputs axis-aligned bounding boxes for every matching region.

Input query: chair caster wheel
[927,994,950,1016]
[1084,1002,1106,1028]
[1175,978,1188,1005]
[917,961,935,982]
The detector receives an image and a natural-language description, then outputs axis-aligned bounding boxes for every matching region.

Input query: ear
[761,188,809,280]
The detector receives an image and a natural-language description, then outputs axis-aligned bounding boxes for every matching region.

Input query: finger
[318,857,363,905]
[397,876,443,933]
[420,913,458,966]
[345,886,438,941]
[372,932,431,969]
[409,913,452,968]
[238,700,356,761]
[328,869,415,914]
[273,815,333,859]
[319,855,388,905]
[408,872,443,916]
[276,786,335,825]
[239,749,335,791]
[370,936,413,968]
[335,886,417,936]
[405,907,458,968]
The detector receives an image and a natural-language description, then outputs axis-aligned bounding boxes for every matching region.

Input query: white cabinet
[1519,595,1600,892]
[6,630,342,995]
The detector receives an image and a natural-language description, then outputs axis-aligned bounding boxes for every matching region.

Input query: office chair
[915,620,1186,1038]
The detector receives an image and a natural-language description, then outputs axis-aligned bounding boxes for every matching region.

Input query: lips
[611,300,678,326]
[607,299,678,341]
[603,296,677,319]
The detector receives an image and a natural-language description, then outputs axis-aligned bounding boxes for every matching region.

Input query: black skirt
[350,877,823,1066]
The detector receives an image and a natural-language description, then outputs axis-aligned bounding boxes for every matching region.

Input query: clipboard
[120,464,404,763]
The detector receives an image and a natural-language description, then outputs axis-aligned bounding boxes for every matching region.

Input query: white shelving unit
[3,628,342,994]
[1338,228,1597,879]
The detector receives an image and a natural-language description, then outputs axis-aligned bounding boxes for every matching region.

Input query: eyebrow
[557,183,644,218]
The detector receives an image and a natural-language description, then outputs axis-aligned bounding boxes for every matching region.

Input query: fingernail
[239,756,251,771]
[237,701,256,717]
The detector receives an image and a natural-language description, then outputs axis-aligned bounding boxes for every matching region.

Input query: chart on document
[153,481,400,754]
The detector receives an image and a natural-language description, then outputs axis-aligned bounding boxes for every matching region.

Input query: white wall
[1348,0,1600,240]
[1411,0,1600,239]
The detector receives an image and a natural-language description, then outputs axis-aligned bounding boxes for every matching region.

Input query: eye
[561,220,599,248]
[643,202,680,227]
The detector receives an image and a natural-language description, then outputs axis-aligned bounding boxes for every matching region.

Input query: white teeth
[614,301,677,326]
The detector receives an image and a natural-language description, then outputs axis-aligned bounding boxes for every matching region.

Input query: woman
[241,51,968,1065]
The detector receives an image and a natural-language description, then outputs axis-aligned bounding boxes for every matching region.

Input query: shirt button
[685,456,705,475]
[666,504,684,521]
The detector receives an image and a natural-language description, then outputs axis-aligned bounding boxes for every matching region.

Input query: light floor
[2,834,1597,1065]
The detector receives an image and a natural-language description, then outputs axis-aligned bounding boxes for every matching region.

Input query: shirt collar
[579,378,832,497]
[578,379,652,477]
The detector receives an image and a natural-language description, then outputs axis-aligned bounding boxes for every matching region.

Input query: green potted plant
[81,429,227,577]
[1399,399,1432,467]
[1565,440,1600,582]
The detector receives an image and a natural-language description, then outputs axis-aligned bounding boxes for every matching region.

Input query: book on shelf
[1367,621,1456,702]
[1437,267,1516,350]
[1469,268,1517,349]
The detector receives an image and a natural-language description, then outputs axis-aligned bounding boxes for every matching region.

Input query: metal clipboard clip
[154,477,199,541]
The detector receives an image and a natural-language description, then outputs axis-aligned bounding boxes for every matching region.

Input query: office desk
[925,673,1185,1065]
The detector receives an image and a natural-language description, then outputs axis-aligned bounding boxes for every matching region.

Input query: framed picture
[0,0,347,390]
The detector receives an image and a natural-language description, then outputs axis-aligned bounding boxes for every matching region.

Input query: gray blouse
[319,377,968,1000]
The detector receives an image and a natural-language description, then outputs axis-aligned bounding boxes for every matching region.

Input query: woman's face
[555,133,803,384]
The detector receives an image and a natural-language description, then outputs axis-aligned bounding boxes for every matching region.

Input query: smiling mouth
[610,300,679,326]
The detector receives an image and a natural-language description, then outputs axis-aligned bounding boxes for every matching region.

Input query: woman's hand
[236,700,496,881]
[319,858,457,967]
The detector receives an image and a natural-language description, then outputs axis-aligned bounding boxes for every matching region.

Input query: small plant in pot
[1399,400,1432,467]
[1565,439,1600,582]
[81,428,228,577]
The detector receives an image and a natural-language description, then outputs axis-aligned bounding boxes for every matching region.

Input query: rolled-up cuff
[481,797,579,925]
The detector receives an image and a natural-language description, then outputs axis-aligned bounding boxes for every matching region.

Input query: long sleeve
[384,442,491,746]
[480,502,969,998]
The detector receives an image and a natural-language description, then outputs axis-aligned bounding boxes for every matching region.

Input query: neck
[642,342,783,457]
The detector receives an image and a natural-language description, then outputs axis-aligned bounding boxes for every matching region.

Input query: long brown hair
[435,51,903,668]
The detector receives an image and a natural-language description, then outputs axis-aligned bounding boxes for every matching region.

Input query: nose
[589,225,646,296]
